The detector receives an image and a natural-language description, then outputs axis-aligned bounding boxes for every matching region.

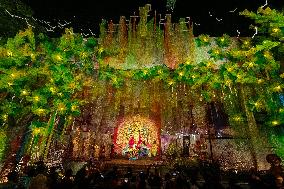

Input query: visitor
[175,172,190,189]
[104,166,119,188]
[200,161,224,189]
[48,167,60,189]
[0,171,19,189]
[28,161,49,189]
[86,169,104,189]
[148,169,162,189]
[137,171,146,189]
[248,168,266,189]
[60,169,73,189]
[265,154,284,188]
[73,166,88,189]
[163,173,174,189]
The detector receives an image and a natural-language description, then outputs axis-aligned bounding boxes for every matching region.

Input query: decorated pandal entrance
[54,80,270,171]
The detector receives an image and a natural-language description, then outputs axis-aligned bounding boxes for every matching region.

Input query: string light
[272,28,280,33]
[21,90,29,96]
[272,120,279,126]
[34,96,40,102]
[252,27,258,38]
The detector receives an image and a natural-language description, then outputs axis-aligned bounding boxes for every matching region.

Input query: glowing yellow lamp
[272,120,279,126]
[234,116,242,121]
[58,104,66,111]
[248,62,254,68]
[33,128,41,135]
[81,52,87,58]
[34,96,40,102]
[227,67,233,72]
[168,80,174,86]
[50,87,56,93]
[257,79,264,84]
[71,105,77,111]
[254,102,261,108]
[21,90,28,96]
[98,48,104,54]
[2,114,8,121]
[179,72,184,76]
[274,85,282,92]
[30,53,36,60]
[55,54,62,61]
[7,51,13,57]
[203,37,208,42]
[272,28,280,33]
[37,108,45,114]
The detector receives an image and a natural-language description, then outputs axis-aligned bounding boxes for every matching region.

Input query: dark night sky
[22,0,284,36]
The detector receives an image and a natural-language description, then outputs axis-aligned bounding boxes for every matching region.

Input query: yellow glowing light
[191,75,196,79]
[203,37,208,42]
[58,103,66,112]
[279,108,284,113]
[248,62,254,67]
[254,102,261,107]
[185,60,191,65]
[168,80,174,86]
[272,120,279,126]
[21,90,28,96]
[11,73,16,78]
[257,79,264,84]
[7,51,13,57]
[158,69,163,74]
[36,108,45,114]
[68,116,73,120]
[98,48,104,54]
[49,87,56,93]
[280,73,284,78]
[71,105,77,111]
[81,52,87,58]
[143,70,148,75]
[2,114,8,121]
[58,93,63,96]
[263,51,272,58]
[69,83,76,89]
[55,54,62,61]
[30,53,36,60]
[225,80,231,85]
[7,82,13,86]
[33,128,41,135]
[214,50,220,54]
[220,37,225,42]
[227,67,233,72]
[243,41,249,45]
[234,116,242,121]
[274,85,282,92]
[179,72,184,76]
[34,96,40,102]
[207,61,213,67]
[272,28,280,33]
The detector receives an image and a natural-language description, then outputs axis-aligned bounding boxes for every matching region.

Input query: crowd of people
[0,154,284,189]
